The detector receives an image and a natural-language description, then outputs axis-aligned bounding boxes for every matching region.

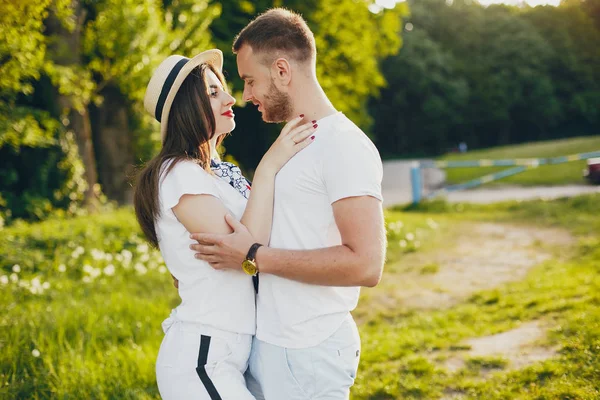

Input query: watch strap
[246,243,263,262]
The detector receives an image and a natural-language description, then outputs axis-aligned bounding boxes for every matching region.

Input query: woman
[134,49,316,399]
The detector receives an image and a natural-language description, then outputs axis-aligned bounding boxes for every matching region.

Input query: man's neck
[290,82,337,122]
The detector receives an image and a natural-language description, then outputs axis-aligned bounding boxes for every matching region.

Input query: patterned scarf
[210,159,252,199]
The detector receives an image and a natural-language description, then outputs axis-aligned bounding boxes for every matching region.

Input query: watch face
[242,260,257,276]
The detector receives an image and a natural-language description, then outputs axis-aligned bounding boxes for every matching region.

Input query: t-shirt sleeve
[322,133,383,204]
[159,160,220,211]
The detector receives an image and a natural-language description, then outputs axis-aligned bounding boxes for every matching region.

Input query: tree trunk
[45,1,99,211]
[92,86,134,204]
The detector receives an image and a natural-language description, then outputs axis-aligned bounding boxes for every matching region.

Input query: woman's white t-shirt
[156,160,255,335]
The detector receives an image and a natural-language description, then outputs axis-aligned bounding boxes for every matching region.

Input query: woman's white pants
[156,316,255,400]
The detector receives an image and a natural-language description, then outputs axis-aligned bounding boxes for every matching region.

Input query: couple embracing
[134,8,385,400]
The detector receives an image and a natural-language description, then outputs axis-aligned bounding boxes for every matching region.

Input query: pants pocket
[284,347,315,399]
[336,342,361,380]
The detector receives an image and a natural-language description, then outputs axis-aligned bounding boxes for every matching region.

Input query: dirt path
[358,221,574,391]
[363,222,573,313]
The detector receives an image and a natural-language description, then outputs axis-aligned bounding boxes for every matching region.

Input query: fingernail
[313,124,318,128]
[311,120,316,123]
[311,136,315,140]
[189,244,193,249]
[299,114,304,118]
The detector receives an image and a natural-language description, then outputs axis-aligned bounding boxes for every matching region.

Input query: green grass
[354,194,600,399]
[2,195,600,399]
[440,136,600,186]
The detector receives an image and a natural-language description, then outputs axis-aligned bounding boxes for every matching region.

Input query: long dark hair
[134,63,227,247]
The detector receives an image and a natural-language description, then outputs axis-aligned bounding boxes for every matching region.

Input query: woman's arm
[174,116,316,241]
[238,166,276,244]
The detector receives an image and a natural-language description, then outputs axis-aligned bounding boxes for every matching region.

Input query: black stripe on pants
[196,335,222,400]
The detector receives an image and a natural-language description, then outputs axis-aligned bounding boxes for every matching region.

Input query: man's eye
[247,81,254,86]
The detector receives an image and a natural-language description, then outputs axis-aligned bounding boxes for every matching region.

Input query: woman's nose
[223,92,235,107]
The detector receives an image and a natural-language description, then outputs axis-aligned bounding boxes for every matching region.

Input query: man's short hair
[233,8,316,64]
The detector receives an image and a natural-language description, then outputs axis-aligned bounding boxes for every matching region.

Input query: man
[190,8,386,400]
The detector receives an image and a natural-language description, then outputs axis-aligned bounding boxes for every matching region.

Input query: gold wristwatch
[242,243,262,276]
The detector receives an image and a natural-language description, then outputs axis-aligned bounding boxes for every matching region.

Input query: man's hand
[190,214,256,271]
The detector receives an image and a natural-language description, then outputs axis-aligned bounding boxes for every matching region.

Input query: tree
[370,29,469,156]
[0,0,87,223]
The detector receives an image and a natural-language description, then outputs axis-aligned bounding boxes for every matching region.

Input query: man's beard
[260,80,293,123]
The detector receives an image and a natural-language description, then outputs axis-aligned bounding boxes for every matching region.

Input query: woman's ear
[271,58,292,86]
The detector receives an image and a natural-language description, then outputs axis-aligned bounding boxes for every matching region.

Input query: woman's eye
[210,91,218,97]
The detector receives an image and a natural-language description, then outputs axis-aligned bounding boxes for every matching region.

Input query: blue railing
[410,151,600,204]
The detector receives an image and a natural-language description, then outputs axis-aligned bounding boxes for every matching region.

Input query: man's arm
[190,195,386,287]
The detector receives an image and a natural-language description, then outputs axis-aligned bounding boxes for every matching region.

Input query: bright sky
[374,0,560,9]
[478,0,560,5]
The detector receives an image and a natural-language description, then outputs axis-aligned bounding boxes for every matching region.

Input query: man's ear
[271,58,292,86]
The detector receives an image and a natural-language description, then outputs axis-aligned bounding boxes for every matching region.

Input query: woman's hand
[257,115,317,176]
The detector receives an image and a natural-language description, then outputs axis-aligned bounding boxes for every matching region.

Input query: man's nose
[242,86,253,102]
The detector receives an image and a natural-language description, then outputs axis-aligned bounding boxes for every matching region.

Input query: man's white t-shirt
[256,112,383,348]
[156,160,255,335]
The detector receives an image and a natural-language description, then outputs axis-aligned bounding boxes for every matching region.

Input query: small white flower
[426,218,439,230]
[399,240,407,248]
[405,233,415,241]
[12,265,21,273]
[10,273,18,283]
[121,250,133,261]
[134,263,147,275]
[42,282,50,290]
[158,266,167,274]
[82,276,91,283]
[103,264,115,276]
[105,254,113,262]
[91,249,107,261]
[83,264,94,274]
[140,253,150,263]
[32,349,40,357]
[58,264,66,272]
[137,244,149,254]
[0,275,8,285]
[31,277,41,288]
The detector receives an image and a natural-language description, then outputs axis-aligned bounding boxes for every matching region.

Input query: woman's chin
[218,122,236,135]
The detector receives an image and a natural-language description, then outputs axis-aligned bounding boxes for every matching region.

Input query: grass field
[440,136,600,186]
[1,194,599,399]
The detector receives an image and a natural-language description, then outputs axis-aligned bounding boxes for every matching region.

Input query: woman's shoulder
[160,158,210,180]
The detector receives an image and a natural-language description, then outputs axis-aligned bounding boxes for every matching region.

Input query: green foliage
[373,0,600,157]
[310,0,406,129]
[0,0,89,223]
[0,111,87,224]
[0,0,51,98]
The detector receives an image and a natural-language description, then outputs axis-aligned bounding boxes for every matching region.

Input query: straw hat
[144,49,223,141]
